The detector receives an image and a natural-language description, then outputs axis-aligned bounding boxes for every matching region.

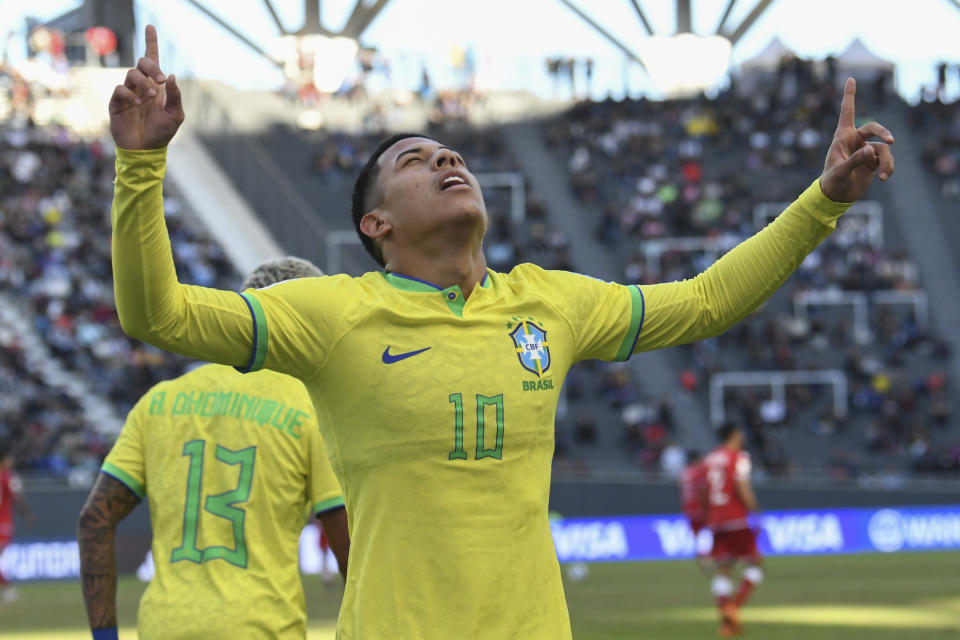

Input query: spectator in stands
[0,115,239,472]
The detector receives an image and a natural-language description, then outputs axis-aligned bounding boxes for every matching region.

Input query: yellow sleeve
[307,425,345,516]
[242,274,363,379]
[633,179,851,352]
[101,393,152,499]
[111,147,254,368]
[515,265,643,362]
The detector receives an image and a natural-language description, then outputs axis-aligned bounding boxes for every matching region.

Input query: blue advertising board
[550,505,960,562]
[4,506,960,579]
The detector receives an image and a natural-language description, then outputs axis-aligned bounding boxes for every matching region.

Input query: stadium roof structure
[553,0,778,71]
[117,0,958,95]
[157,0,779,77]
[178,0,391,69]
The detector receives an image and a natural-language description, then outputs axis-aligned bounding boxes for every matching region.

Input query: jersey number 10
[171,440,256,569]
[448,393,505,460]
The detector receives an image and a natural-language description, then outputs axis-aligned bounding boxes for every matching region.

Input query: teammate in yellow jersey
[108,26,893,639]
[77,257,350,640]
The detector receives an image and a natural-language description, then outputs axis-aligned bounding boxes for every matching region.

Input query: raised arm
[110,25,253,367]
[77,474,141,639]
[634,78,894,352]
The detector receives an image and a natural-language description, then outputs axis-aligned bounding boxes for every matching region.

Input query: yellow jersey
[111,147,849,639]
[102,363,344,640]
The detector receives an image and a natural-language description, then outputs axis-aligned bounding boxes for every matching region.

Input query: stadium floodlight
[310,36,360,92]
[272,34,359,93]
[637,34,732,97]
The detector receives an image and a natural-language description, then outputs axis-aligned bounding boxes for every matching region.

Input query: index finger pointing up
[838,77,856,130]
[145,24,160,63]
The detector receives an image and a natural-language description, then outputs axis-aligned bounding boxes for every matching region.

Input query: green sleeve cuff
[313,496,345,515]
[100,463,146,500]
[613,285,645,362]
[799,179,854,225]
[237,292,268,373]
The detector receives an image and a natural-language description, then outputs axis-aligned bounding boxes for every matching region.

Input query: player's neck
[386,246,487,298]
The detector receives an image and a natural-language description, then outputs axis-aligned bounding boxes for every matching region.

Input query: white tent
[740,37,796,72]
[836,38,895,72]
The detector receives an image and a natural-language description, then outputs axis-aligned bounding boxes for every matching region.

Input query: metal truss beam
[261,0,287,34]
[627,0,654,35]
[715,0,737,35]
[302,0,323,33]
[675,0,691,33]
[556,0,646,68]
[724,0,775,46]
[340,0,392,39]
[182,0,283,68]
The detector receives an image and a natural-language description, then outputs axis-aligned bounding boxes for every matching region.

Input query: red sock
[734,579,755,607]
[0,567,7,587]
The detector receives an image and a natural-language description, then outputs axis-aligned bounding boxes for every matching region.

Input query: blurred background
[1,1,960,637]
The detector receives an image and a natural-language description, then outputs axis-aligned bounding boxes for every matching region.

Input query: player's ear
[360,209,392,240]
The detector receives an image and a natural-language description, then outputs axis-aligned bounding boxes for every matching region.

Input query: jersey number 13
[171,440,256,569]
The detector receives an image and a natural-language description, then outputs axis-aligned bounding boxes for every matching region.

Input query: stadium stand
[0,107,239,475]
[545,58,958,478]
[175,63,959,481]
[3,41,957,483]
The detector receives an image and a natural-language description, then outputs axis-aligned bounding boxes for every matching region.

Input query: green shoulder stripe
[313,496,346,515]
[239,292,269,373]
[613,285,645,362]
[100,463,146,500]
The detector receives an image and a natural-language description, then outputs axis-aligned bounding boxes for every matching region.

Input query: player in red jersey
[679,449,710,571]
[0,444,34,603]
[703,423,762,637]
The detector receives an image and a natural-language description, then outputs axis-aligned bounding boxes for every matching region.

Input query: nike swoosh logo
[382,346,431,364]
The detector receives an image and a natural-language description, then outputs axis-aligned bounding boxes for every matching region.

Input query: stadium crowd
[547,57,958,477]
[2,49,957,482]
[915,96,960,201]
[0,113,238,474]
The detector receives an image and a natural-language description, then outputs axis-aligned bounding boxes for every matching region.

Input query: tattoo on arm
[77,474,140,630]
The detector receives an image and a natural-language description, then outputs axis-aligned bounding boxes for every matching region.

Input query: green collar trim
[380,270,492,292]
[381,272,442,292]
[380,270,491,317]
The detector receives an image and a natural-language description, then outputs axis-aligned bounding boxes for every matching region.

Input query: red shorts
[687,518,705,535]
[711,527,760,561]
[0,534,11,549]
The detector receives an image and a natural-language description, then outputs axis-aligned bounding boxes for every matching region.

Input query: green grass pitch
[2,553,958,638]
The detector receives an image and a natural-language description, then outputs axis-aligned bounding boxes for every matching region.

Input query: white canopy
[740,37,796,71]
[836,38,895,71]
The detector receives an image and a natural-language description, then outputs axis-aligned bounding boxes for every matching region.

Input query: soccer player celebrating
[703,423,762,637]
[77,257,350,640]
[679,449,710,571]
[0,444,33,604]
[108,26,893,638]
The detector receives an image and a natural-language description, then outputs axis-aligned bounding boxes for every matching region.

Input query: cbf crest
[507,316,551,377]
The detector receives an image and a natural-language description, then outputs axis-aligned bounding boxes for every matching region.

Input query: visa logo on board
[551,521,629,561]
[761,514,844,553]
